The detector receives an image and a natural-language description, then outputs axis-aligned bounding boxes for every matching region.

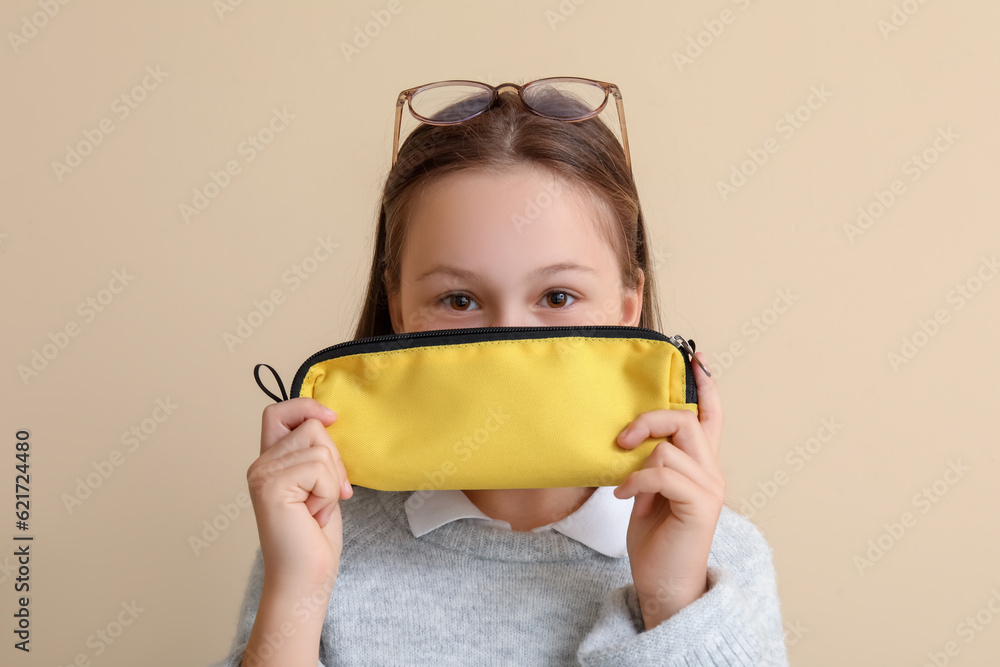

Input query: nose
[485,309,536,329]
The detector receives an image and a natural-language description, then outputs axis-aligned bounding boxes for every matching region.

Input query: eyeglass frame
[391,77,632,175]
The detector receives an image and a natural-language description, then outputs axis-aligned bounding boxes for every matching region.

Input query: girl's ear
[620,269,644,327]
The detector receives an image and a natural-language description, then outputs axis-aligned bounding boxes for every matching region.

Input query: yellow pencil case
[253,325,707,492]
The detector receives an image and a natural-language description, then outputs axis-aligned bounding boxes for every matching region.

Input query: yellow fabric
[296,335,697,491]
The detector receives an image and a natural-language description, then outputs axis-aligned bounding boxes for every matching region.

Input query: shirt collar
[403,487,634,558]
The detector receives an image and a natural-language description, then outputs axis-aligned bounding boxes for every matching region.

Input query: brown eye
[447,294,473,310]
[545,291,574,308]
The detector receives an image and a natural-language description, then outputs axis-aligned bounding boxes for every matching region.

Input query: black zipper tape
[282,325,699,405]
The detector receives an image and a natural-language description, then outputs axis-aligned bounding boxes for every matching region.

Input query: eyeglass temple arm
[392,91,410,168]
[610,87,632,172]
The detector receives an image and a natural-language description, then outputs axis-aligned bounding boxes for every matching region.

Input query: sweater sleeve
[209,546,327,667]
[575,510,788,666]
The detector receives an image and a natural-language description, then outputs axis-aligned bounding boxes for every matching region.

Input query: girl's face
[388,164,644,333]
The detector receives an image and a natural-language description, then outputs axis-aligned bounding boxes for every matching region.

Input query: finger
[287,456,350,529]
[298,417,352,500]
[252,418,352,496]
[258,417,332,460]
[614,441,719,519]
[617,409,712,470]
[637,440,722,496]
[260,397,337,454]
[283,460,342,518]
[316,497,346,529]
[616,466,703,517]
[260,444,342,516]
[692,351,724,456]
[315,503,333,528]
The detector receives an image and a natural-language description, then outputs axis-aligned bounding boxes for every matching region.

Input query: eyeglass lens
[410,79,608,123]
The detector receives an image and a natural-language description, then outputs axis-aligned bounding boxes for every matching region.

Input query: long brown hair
[352,87,663,340]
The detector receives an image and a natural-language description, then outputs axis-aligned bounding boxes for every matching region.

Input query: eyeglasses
[391,77,631,175]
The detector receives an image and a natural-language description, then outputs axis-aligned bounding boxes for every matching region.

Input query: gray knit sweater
[212,485,788,666]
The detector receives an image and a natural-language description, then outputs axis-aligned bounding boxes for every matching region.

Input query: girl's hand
[612,351,726,631]
[246,397,353,595]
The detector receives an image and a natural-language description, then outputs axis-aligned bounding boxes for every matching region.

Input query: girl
[214,77,788,666]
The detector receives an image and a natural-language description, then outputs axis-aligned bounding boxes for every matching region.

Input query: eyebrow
[414,262,599,282]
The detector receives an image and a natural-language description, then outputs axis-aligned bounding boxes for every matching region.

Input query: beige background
[2,1,998,665]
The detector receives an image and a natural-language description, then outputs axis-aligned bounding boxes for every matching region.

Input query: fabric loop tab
[254,363,288,403]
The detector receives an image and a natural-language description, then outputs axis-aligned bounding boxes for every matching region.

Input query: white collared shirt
[403,487,635,558]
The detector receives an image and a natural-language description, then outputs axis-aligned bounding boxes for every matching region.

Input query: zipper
[666,334,711,378]
[284,325,704,404]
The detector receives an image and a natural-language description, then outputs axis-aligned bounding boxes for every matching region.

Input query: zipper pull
[669,336,711,378]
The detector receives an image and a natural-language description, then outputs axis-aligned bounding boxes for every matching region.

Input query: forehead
[407,164,610,243]
[398,166,621,286]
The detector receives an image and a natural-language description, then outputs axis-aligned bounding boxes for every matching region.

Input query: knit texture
[212,485,789,666]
